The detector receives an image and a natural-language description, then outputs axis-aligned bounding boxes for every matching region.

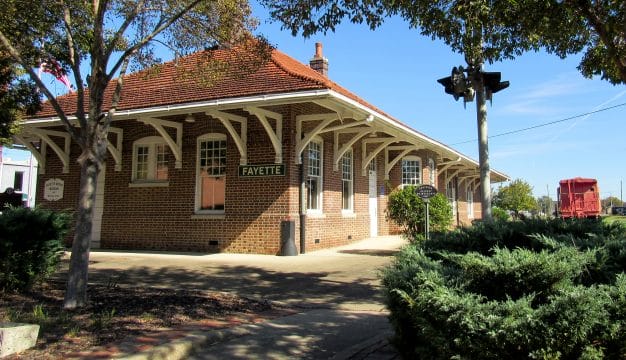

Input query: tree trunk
[63,155,99,309]
[473,69,492,221]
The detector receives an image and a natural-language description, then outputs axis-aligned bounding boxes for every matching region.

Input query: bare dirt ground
[0,280,289,359]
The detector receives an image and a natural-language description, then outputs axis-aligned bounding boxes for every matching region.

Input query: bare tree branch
[61,1,87,131]
[104,0,146,60]
[106,0,203,81]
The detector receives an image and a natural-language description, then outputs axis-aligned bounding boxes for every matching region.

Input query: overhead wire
[450,102,626,145]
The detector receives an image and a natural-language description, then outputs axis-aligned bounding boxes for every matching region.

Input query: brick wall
[34,103,479,254]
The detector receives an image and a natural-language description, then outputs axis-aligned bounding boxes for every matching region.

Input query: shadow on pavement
[56,265,385,308]
[338,249,400,257]
[188,309,393,359]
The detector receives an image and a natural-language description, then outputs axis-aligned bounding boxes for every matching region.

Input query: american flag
[38,58,73,92]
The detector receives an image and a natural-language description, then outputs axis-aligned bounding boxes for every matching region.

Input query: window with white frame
[196,134,227,212]
[341,149,353,211]
[467,186,474,218]
[132,136,170,182]
[428,158,436,186]
[307,139,323,211]
[401,156,421,187]
[446,180,457,217]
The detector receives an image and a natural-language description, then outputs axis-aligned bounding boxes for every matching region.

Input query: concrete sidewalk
[119,309,396,360]
[84,236,407,359]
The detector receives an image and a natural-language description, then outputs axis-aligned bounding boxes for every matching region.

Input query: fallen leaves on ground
[0,280,282,359]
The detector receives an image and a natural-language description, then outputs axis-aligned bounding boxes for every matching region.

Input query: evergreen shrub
[382,218,626,359]
[0,207,69,292]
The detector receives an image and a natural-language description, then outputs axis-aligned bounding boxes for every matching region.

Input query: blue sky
[4,2,625,200]
[249,3,626,200]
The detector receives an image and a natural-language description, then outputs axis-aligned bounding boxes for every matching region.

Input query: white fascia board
[23,89,334,126]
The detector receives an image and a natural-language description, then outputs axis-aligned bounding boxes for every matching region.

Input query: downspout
[299,162,306,254]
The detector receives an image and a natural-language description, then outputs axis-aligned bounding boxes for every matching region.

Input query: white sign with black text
[44,178,64,201]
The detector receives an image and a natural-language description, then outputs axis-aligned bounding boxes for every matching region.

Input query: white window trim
[195,133,227,215]
[401,155,422,188]
[447,180,457,217]
[428,158,436,186]
[467,186,474,219]
[341,148,354,214]
[307,137,324,215]
[131,136,169,185]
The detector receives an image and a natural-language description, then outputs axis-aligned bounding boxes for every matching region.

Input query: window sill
[191,213,226,220]
[341,210,356,218]
[129,181,169,188]
[306,212,326,219]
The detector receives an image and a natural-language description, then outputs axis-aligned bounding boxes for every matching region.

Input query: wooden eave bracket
[333,128,372,171]
[244,107,282,164]
[23,128,71,174]
[458,173,479,188]
[312,99,355,121]
[360,138,395,176]
[12,134,47,174]
[139,117,183,168]
[107,127,123,171]
[438,157,462,173]
[384,145,420,180]
[445,168,463,187]
[473,178,482,191]
[295,113,337,164]
[206,110,248,165]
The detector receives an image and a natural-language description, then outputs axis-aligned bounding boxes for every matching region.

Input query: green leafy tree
[536,195,555,217]
[602,196,624,212]
[493,179,537,219]
[262,0,587,221]
[0,0,265,309]
[263,0,624,85]
[387,186,453,242]
[558,1,626,84]
[0,1,53,142]
[0,63,39,143]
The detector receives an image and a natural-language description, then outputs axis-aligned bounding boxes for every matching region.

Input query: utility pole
[437,66,508,221]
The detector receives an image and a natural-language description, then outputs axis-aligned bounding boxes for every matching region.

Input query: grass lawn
[603,215,626,226]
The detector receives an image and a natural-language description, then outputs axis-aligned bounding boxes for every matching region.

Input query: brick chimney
[309,42,328,77]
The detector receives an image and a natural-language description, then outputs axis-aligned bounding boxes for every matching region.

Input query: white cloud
[517,73,586,101]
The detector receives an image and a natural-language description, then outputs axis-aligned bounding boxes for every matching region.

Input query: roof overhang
[21,88,509,182]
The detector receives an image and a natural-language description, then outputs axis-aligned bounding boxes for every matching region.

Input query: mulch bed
[1,281,292,359]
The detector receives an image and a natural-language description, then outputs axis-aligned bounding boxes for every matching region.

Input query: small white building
[0,146,38,207]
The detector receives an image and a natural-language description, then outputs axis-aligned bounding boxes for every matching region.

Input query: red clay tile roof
[34,46,389,118]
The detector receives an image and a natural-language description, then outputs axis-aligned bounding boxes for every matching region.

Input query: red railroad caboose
[558,178,601,218]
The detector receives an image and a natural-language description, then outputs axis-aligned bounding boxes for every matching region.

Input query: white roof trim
[24,88,508,181]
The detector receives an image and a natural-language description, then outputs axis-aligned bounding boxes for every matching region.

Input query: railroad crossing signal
[437,66,509,105]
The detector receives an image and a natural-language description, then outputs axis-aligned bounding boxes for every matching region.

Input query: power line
[450,102,626,145]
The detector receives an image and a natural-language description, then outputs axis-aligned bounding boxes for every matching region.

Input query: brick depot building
[17,43,508,254]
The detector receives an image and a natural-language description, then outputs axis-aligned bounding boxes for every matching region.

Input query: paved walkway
[82,235,407,359]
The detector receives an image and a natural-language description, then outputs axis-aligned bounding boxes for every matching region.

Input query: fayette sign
[238,164,285,177]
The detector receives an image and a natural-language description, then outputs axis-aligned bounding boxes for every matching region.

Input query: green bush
[386,186,452,242]
[492,206,510,221]
[0,207,70,292]
[382,218,626,359]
